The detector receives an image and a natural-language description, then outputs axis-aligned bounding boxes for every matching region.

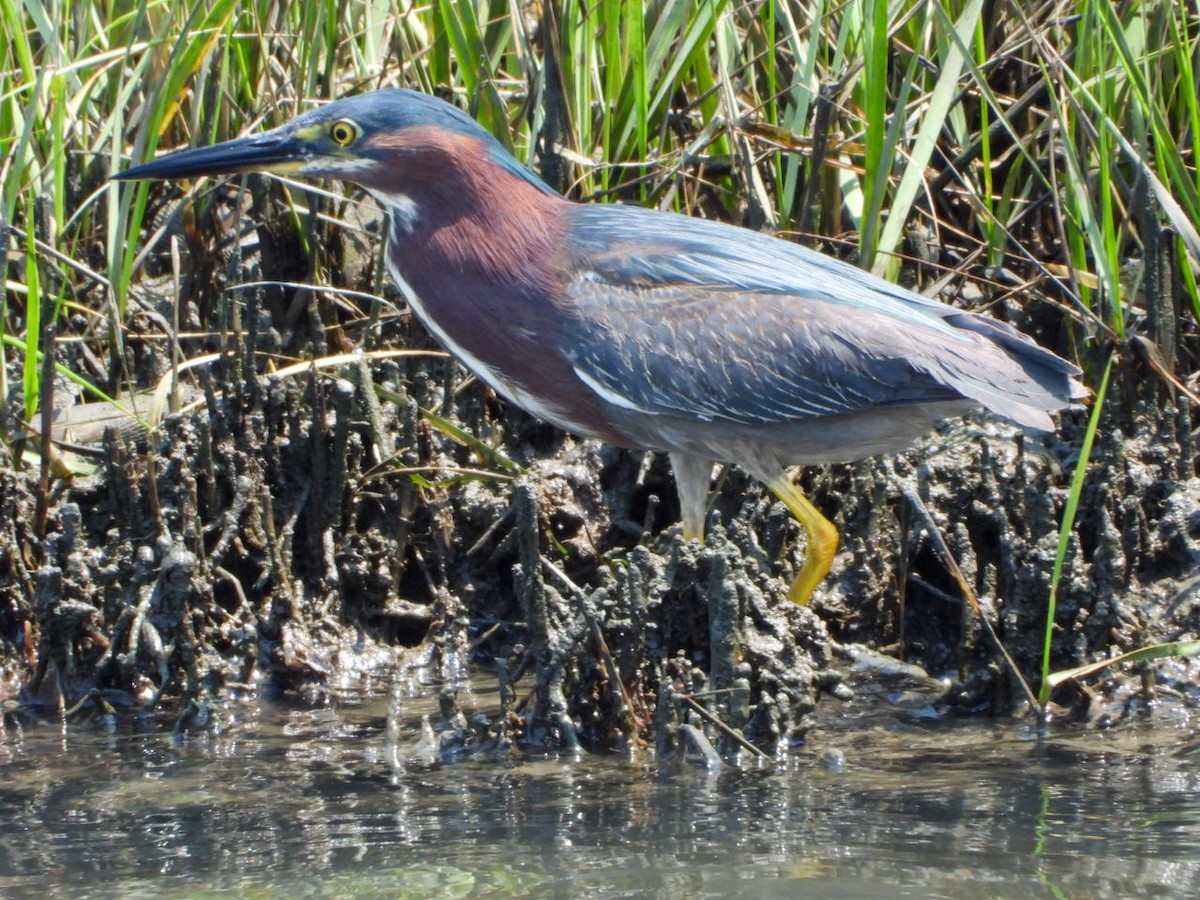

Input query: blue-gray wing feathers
[562,204,1083,433]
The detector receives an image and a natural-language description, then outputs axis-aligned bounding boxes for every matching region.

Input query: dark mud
[2,184,1198,757]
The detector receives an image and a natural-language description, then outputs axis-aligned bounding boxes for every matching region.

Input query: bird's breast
[383,232,627,443]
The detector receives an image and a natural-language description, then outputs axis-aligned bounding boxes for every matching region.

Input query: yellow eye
[329,120,357,146]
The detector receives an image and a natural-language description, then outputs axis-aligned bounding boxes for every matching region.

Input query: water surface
[1,678,1197,898]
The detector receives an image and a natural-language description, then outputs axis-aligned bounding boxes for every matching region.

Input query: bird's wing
[562,277,965,426]
[561,204,1080,430]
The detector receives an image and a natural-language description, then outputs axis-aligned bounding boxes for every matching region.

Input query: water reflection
[0,680,1196,898]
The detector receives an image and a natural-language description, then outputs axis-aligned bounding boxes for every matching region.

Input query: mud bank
[2,189,1197,757]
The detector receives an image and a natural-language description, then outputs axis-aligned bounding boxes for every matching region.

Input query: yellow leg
[767,476,839,605]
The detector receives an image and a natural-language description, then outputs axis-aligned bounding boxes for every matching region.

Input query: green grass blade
[1039,353,1114,709]
[874,0,984,276]
[1047,640,1200,693]
[21,209,40,422]
[856,0,890,270]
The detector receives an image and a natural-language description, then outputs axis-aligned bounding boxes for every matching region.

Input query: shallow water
[1,677,1197,899]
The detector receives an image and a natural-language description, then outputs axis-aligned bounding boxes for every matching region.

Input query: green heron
[115,89,1085,604]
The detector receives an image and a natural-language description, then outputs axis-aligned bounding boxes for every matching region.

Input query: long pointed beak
[113,128,306,182]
